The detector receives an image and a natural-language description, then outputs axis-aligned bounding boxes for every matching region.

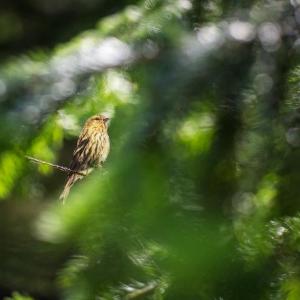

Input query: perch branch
[25,155,86,176]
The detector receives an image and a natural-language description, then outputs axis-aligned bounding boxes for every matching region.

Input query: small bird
[60,114,110,202]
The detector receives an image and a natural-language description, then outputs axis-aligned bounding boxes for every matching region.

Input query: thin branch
[25,155,86,176]
[125,283,158,300]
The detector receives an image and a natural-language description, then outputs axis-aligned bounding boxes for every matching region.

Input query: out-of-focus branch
[125,283,158,300]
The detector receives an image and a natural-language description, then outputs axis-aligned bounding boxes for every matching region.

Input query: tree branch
[125,283,158,300]
[25,155,86,176]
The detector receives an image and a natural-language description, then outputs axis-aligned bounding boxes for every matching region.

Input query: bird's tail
[59,173,81,203]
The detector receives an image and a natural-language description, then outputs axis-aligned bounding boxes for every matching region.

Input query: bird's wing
[69,134,90,172]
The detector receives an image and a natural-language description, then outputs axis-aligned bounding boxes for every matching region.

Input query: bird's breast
[94,132,110,166]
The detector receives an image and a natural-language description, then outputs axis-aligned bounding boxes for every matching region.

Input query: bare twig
[125,283,158,300]
[25,155,86,176]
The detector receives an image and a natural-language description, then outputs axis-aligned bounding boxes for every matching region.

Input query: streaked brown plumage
[60,114,110,202]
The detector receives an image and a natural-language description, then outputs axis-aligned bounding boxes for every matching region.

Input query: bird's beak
[103,117,110,123]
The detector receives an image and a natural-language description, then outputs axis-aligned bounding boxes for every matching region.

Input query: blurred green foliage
[1,0,300,299]
[4,293,33,300]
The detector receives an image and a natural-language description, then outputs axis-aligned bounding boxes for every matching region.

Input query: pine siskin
[60,114,110,202]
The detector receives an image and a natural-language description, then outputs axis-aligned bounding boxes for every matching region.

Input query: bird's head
[87,114,110,130]
[93,114,110,123]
